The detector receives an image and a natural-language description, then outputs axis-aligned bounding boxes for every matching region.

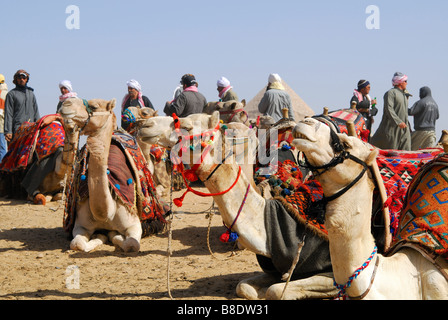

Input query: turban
[59,80,73,92]
[0,74,5,84]
[13,69,30,85]
[217,77,231,88]
[392,72,408,86]
[357,80,370,90]
[268,73,282,84]
[127,79,142,92]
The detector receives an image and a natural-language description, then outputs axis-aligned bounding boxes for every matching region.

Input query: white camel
[292,117,448,299]
[137,112,337,300]
[60,98,163,253]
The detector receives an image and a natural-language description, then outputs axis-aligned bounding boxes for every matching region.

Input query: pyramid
[245,81,315,121]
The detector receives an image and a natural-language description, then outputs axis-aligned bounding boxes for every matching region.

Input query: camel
[203,100,249,125]
[0,114,79,205]
[59,98,166,253]
[122,106,176,197]
[291,117,448,299]
[136,112,337,300]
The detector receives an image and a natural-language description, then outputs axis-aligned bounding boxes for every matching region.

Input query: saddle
[63,131,168,236]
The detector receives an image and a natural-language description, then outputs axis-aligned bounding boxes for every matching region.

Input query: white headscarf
[59,80,73,92]
[268,73,282,84]
[127,79,142,92]
[59,80,77,102]
[217,77,231,88]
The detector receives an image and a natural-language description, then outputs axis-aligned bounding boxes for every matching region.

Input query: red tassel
[184,169,198,182]
[220,230,230,243]
[173,191,189,207]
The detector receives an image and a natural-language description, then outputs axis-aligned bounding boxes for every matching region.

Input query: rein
[171,114,242,207]
[219,108,249,124]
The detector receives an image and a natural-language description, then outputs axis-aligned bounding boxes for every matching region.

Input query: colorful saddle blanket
[314,109,369,142]
[63,131,167,235]
[391,153,448,260]
[0,115,65,172]
[255,160,327,238]
[376,148,444,235]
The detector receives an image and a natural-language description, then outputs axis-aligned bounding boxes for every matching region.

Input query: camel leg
[109,227,141,253]
[70,226,107,252]
[265,272,336,300]
[236,273,280,300]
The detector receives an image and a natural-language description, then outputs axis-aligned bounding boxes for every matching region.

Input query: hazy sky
[1,0,447,136]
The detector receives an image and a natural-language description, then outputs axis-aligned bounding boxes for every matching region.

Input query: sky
[1,0,447,138]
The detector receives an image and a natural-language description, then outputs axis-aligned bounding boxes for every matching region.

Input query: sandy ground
[0,187,262,300]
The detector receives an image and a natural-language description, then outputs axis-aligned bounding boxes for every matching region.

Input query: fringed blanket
[0,116,65,172]
[389,153,448,261]
[263,199,331,278]
[63,131,168,237]
[376,148,444,235]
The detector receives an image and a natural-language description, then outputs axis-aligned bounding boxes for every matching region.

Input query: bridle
[78,99,113,133]
[170,114,243,207]
[304,129,369,204]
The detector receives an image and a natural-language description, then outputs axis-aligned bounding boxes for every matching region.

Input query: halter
[79,99,113,133]
[171,114,242,207]
[219,108,249,124]
[304,129,369,203]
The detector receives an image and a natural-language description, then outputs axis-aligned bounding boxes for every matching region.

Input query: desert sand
[0,187,262,300]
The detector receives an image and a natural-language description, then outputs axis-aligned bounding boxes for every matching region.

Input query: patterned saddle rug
[376,148,444,236]
[255,160,327,238]
[389,153,448,261]
[314,108,369,142]
[0,115,65,172]
[63,131,168,237]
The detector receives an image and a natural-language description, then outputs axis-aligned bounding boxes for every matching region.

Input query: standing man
[350,79,378,140]
[258,73,295,122]
[217,77,239,102]
[0,74,8,161]
[371,72,411,150]
[164,74,207,117]
[4,70,40,143]
[408,86,439,150]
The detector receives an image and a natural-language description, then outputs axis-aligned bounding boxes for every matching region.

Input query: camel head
[291,117,378,198]
[203,100,248,125]
[60,98,117,135]
[137,116,176,148]
[122,106,158,133]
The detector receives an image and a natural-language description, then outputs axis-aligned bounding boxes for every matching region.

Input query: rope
[280,234,306,300]
[166,168,175,300]
[334,246,378,300]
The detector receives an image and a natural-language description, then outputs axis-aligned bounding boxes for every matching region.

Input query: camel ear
[209,111,220,129]
[366,148,379,166]
[107,99,116,111]
[154,111,158,116]
[241,99,246,107]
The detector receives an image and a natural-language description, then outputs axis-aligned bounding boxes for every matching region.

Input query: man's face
[128,87,138,98]
[16,75,28,86]
[360,85,371,95]
[398,81,408,91]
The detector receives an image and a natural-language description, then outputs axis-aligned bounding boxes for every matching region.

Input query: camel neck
[324,175,377,298]
[199,160,269,257]
[86,117,115,221]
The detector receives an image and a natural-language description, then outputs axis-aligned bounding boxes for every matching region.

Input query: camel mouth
[292,130,317,143]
